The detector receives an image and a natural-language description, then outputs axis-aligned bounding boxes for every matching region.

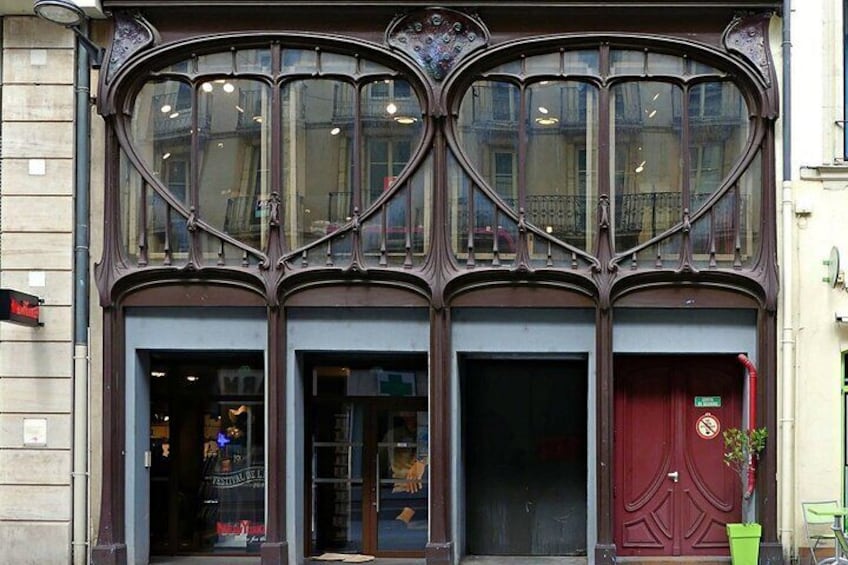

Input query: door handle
[667,471,679,483]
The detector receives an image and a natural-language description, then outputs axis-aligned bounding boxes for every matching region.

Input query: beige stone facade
[0,16,77,565]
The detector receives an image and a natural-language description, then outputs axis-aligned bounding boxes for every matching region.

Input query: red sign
[0,289,41,327]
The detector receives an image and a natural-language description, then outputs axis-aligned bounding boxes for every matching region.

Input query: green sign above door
[694,396,722,408]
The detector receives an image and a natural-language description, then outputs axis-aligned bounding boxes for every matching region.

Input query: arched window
[450,46,757,270]
[121,46,428,269]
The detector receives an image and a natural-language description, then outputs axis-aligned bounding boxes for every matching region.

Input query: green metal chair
[803,500,839,564]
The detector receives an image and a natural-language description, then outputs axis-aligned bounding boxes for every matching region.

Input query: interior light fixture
[201,82,214,93]
[160,104,172,114]
[647,109,657,118]
[652,92,661,101]
[169,111,180,119]
[386,103,398,115]
[635,160,646,173]
[223,82,235,93]
[161,152,171,160]
[535,116,559,126]
[234,105,244,113]
[186,375,199,382]
[538,106,549,114]
[252,115,263,123]
[393,116,418,125]
[32,0,105,68]
[330,127,341,136]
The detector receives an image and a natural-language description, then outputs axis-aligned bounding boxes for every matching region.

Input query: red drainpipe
[737,353,758,499]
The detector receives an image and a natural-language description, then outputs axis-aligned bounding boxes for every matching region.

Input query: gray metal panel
[613,309,757,355]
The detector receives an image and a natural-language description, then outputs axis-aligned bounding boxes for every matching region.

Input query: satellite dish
[827,246,841,288]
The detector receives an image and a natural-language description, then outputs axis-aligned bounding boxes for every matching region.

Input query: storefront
[90,2,782,564]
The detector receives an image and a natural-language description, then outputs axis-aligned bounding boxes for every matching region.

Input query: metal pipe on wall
[779,0,796,558]
[71,19,92,565]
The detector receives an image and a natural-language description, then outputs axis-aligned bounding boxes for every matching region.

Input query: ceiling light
[330,127,341,136]
[535,116,559,126]
[648,109,657,118]
[217,142,224,148]
[394,116,418,125]
[635,160,646,173]
[169,111,180,119]
[252,116,263,123]
[386,103,398,115]
[538,106,549,114]
[186,375,199,382]
[223,82,235,93]
[546,225,553,234]
[235,105,244,113]
[161,152,171,160]
[652,92,661,101]
[151,371,166,378]
[160,104,172,113]
[201,82,214,93]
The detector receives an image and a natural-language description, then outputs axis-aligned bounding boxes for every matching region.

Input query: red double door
[614,355,743,557]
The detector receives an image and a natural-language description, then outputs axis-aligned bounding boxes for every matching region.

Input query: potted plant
[723,427,768,565]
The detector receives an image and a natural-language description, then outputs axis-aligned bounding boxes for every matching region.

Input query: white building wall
[788,0,848,561]
[0,16,77,565]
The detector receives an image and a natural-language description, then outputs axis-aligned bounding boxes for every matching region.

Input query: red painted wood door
[614,355,743,556]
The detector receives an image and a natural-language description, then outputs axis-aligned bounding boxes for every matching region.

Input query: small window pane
[488,59,522,75]
[282,49,317,74]
[610,50,645,75]
[197,51,234,74]
[236,49,272,73]
[322,52,358,74]
[525,52,561,74]
[564,50,599,75]
[647,52,685,75]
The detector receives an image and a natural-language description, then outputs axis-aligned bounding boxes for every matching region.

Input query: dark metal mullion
[138,181,148,266]
[189,76,201,259]
[353,83,363,214]
[681,82,693,262]
[518,83,527,212]
[271,43,285,255]
[466,182,475,268]
[404,182,413,268]
[597,44,612,258]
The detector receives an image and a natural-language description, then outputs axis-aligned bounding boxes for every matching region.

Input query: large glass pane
[525,81,598,252]
[311,402,365,553]
[119,150,142,265]
[131,80,193,204]
[456,81,520,199]
[612,81,683,252]
[197,79,270,251]
[377,409,428,551]
[737,151,761,268]
[283,79,355,251]
[688,81,749,207]
[361,79,423,209]
[150,352,265,555]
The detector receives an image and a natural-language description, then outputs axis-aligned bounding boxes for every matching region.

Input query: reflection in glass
[361,79,422,209]
[563,50,600,75]
[612,81,683,252]
[149,353,265,555]
[119,149,142,265]
[525,81,598,252]
[197,79,270,251]
[131,80,193,204]
[235,49,272,73]
[737,150,761,268]
[283,80,355,251]
[457,81,520,199]
[282,49,317,73]
[610,50,645,75]
[688,81,749,207]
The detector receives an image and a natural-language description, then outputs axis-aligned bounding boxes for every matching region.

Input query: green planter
[726,523,762,565]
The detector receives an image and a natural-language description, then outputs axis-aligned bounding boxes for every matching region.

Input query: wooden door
[465,359,587,555]
[614,355,742,556]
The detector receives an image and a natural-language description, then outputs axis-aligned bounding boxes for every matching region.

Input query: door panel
[614,355,742,557]
[465,359,587,556]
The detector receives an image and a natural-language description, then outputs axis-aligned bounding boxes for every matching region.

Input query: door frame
[123,307,268,565]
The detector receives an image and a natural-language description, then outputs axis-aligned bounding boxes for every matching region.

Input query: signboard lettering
[0,289,41,327]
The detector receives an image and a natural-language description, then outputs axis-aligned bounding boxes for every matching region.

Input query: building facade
[10,1,848,564]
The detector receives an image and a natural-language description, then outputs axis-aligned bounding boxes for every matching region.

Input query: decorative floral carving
[386,8,488,81]
[106,11,159,84]
[723,14,771,85]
